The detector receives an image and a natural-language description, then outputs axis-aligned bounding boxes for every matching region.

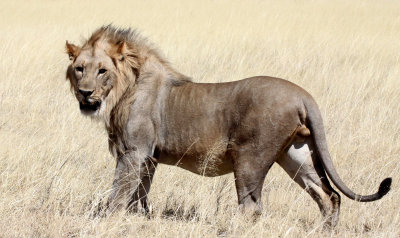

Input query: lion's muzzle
[78,89,101,114]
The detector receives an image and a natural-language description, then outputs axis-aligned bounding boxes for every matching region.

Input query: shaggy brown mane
[84,25,190,84]
[68,25,191,137]
[76,25,191,155]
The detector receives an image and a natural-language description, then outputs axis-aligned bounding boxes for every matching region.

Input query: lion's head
[65,26,142,122]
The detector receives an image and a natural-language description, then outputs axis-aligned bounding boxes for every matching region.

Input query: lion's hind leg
[277,137,341,228]
[232,148,275,219]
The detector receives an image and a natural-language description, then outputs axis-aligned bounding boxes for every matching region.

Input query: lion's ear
[116,41,127,61]
[114,41,140,69]
[65,41,80,61]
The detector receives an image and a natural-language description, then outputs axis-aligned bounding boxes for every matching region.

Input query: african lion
[65,25,391,227]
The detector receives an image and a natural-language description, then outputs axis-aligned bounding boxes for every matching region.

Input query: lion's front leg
[106,150,155,215]
[127,157,157,215]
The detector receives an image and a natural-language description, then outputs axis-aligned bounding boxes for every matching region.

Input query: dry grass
[0,0,399,237]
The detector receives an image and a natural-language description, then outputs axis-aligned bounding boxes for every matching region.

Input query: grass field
[0,0,399,237]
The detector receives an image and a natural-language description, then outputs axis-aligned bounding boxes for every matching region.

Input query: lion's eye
[75,66,84,72]
[98,68,107,74]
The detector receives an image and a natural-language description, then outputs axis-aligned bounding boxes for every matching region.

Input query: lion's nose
[79,89,93,98]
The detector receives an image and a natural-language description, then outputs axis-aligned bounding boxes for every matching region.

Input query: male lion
[65,25,391,227]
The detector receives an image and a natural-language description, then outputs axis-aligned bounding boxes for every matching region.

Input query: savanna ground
[0,0,399,237]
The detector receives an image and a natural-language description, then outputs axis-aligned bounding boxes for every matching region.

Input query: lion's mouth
[79,100,101,114]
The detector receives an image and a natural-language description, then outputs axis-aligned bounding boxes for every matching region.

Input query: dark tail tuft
[378,177,392,198]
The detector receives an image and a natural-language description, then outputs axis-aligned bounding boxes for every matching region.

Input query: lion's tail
[303,98,392,202]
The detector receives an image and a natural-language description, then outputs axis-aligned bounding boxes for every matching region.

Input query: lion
[65,25,391,227]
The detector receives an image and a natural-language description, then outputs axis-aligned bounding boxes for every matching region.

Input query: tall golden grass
[0,0,399,237]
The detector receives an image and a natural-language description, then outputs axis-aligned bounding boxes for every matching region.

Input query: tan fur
[65,25,391,227]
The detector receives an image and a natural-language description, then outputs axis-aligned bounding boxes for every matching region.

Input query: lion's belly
[157,151,234,177]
